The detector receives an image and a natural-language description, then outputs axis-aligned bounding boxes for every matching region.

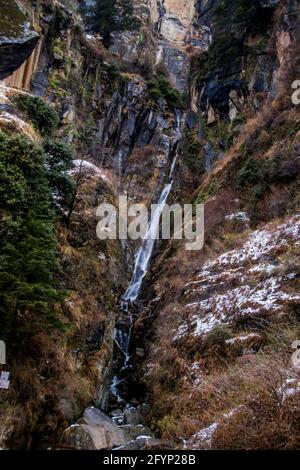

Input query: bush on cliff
[148,75,184,109]
[12,94,59,136]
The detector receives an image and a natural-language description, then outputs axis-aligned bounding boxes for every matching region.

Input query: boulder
[0,0,39,80]
[116,435,153,450]
[124,404,150,425]
[61,407,127,450]
[61,423,108,450]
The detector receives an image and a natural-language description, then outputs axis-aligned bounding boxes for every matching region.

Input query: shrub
[182,127,202,175]
[13,94,59,136]
[43,139,75,204]
[204,325,233,348]
[238,158,259,186]
[148,76,184,109]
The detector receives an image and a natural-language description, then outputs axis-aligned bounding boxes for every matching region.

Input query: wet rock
[159,44,189,92]
[0,0,39,80]
[130,397,140,407]
[186,110,197,129]
[203,79,248,119]
[203,141,218,171]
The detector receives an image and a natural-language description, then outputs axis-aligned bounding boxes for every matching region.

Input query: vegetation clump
[0,131,73,343]
[12,94,60,136]
[87,0,141,47]
[147,75,184,109]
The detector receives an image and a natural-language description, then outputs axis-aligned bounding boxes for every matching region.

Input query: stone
[116,436,173,450]
[61,423,108,450]
[116,435,153,450]
[0,0,39,80]
[135,347,145,358]
[124,407,143,425]
[61,407,127,450]
[186,110,197,129]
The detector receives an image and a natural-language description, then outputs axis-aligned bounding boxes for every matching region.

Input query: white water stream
[111,110,184,405]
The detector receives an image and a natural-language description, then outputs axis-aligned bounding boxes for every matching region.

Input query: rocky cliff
[0,0,300,450]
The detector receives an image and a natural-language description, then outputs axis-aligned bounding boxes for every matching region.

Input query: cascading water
[122,110,183,304]
[122,182,173,303]
[110,110,184,409]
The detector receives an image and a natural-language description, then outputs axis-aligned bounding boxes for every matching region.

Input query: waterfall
[111,182,173,404]
[122,109,183,303]
[110,110,184,405]
[122,182,173,302]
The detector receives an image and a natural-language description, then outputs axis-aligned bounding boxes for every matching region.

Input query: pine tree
[43,139,75,206]
[0,132,65,343]
[91,0,118,47]
[90,0,141,47]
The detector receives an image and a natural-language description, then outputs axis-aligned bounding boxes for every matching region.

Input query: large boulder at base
[0,0,39,80]
[61,407,126,450]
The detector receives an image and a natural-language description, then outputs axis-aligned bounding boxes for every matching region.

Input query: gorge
[0,0,300,451]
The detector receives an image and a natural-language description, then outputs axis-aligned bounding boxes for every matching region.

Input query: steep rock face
[0,0,39,79]
[108,1,209,91]
[151,0,209,91]
[182,0,295,175]
[151,0,196,43]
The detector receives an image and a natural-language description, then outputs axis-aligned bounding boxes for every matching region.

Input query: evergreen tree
[0,132,65,342]
[91,0,118,46]
[90,0,140,47]
[43,139,75,207]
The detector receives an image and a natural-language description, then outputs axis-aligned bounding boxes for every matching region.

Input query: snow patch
[69,160,112,184]
[225,211,250,223]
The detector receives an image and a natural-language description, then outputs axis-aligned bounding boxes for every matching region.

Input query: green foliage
[43,139,75,205]
[0,132,65,341]
[202,325,233,351]
[182,127,202,174]
[238,158,259,186]
[13,94,59,136]
[194,178,218,205]
[89,0,140,46]
[198,34,245,83]
[106,64,128,93]
[195,0,276,84]
[213,0,275,36]
[147,76,184,109]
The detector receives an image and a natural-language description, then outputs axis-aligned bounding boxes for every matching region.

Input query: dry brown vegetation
[139,24,300,449]
[144,317,300,449]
